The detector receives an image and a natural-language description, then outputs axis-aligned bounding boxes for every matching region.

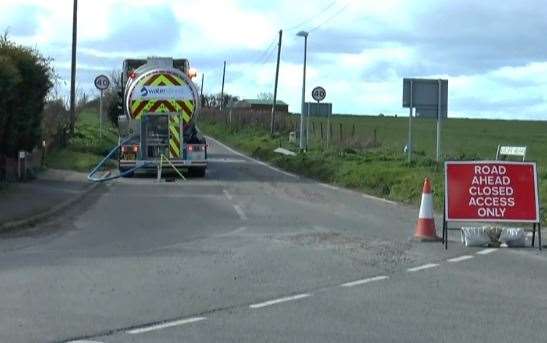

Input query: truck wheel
[190,167,206,178]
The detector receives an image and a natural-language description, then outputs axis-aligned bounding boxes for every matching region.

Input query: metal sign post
[436,79,442,161]
[99,89,103,139]
[311,86,326,150]
[18,151,25,181]
[403,78,448,162]
[94,75,110,140]
[326,110,330,150]
[408,80,413,163]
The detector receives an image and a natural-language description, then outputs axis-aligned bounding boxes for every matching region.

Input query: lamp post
[296,31,308,151]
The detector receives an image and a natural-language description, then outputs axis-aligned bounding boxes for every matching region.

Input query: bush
[104,71,123,128]
[42,98,71,148]
[0,33,53,158]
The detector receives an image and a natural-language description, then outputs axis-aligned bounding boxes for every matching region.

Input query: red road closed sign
[445,161,539,222]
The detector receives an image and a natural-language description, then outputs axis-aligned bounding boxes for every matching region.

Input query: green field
[199,112,546,222]
[46,109,118,172]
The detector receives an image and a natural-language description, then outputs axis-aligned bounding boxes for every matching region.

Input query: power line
[285,0,338,32]
[260,44,277,65]
[251,37,277,66]
[309,2,351,32]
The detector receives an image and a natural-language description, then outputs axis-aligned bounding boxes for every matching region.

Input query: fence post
[339,123,343,143]
[352,124,355,138]
[41,140,46,167]
[320,122,324,140]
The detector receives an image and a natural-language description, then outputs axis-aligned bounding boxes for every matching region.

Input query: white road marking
[216,226,248,237]
[250,293,311,309]
[233,205,248,220]
[361,193,397,205]
[341,275,389,287]
[206,136,298,179]
[127,317,206,334]
[208,137,399,207]
[66,341,104,343]
[319,183,397,206]
[476,248,498,255]
[104,193,223,199]
[407,263,439,272]
[319,182,339,191]
[447,255,474,263]
[208,157,247,163]
[223,189,233,200]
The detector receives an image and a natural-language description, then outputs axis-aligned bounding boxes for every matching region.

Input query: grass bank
[46,110,117,172]
[200,116,546,222]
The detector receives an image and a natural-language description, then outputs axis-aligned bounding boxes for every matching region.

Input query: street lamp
[296,30,308,151]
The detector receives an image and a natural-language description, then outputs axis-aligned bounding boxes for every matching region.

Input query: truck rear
[117,57,207,177]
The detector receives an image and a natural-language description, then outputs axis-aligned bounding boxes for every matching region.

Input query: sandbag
[461,227,491,247]
[499,228,526,247]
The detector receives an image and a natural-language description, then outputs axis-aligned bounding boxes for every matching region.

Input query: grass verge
[200,119,546,224]
[46,110,117,173]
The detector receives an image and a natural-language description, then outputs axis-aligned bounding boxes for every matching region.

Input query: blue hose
[88,135,154,182]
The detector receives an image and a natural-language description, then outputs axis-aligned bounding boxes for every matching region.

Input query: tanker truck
[117,57,207,177]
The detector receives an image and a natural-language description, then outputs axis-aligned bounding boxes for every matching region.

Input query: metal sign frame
[442,160,542,250]
[403,79,447,116]
[402,78,448,162]
[496,145,527,162]
[94,75,110,140]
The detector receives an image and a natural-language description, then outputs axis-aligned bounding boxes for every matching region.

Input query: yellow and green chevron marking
[169,114,181,159]
[129,72,195,123]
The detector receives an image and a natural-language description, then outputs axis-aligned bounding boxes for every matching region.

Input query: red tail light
[121,145,139,153]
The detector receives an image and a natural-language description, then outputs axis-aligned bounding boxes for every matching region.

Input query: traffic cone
[414,177,440,241]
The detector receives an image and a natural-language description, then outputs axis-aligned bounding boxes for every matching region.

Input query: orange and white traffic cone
[414,177,440,241]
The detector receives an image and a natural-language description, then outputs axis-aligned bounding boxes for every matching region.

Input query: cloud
[2,0,547,119]
[365,0,547,75]
[1,4,43,37]
[80,6,180,54]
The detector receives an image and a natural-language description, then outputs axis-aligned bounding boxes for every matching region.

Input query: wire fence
[199,108,380,151]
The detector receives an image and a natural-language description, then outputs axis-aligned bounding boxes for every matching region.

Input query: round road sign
[94,75,110,91]
[312,86,326,102]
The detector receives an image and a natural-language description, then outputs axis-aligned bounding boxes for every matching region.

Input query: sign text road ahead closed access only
[445,161,539,222]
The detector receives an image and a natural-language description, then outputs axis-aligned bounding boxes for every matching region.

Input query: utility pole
[270,29,283,136]
[220,61,226,110]
[297,31,308,151]
[200,73,204,98]
[69,0,78,136]
[200,73,204,106]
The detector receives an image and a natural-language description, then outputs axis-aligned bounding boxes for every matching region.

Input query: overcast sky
[1,0,546,119]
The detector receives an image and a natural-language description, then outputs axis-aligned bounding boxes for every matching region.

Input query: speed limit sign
[312,86,326,102]
[94,74,110,91]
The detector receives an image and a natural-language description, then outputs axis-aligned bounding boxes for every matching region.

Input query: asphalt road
[0,138,545,343]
